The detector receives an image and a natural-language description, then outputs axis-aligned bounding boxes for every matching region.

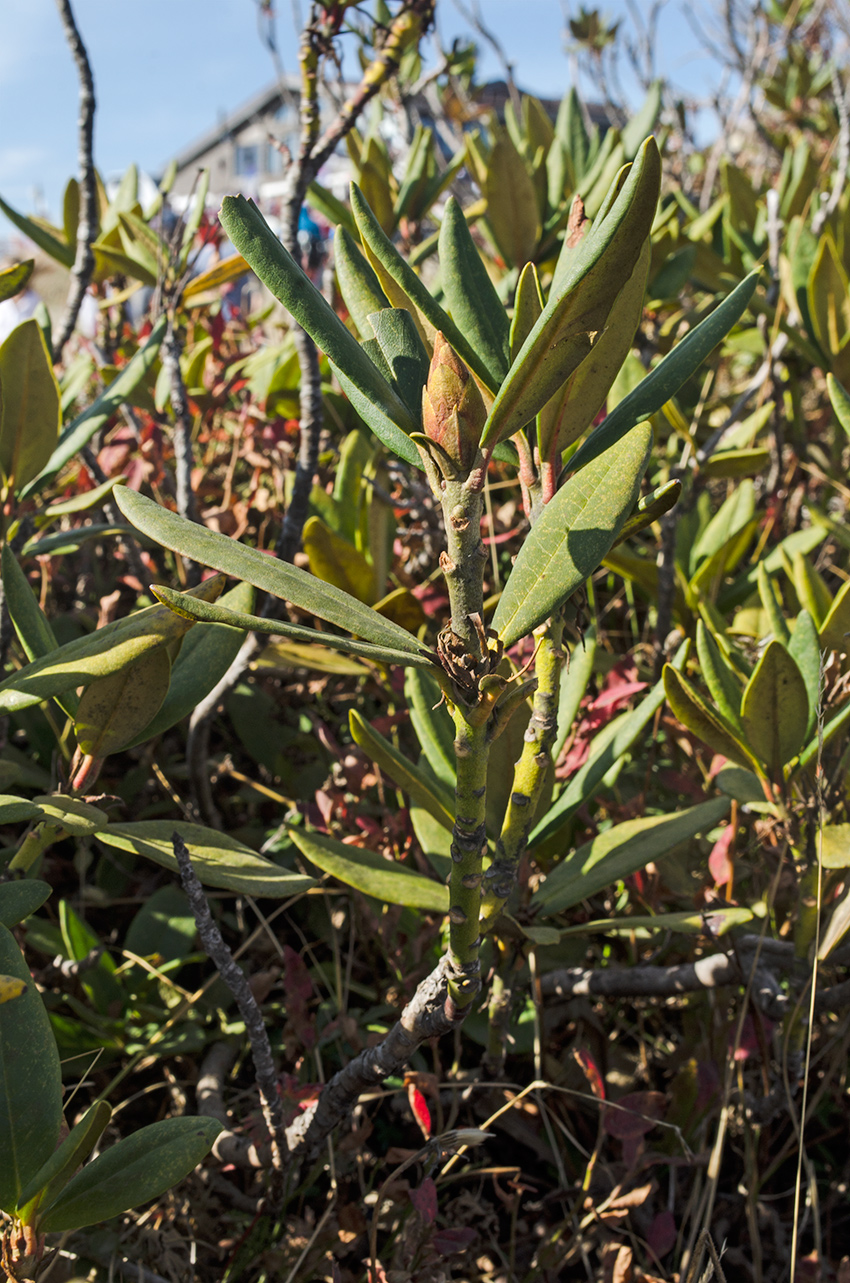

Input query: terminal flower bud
[421,332,486,472]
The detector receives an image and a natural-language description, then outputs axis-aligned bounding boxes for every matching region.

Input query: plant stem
[480,618,565,931]
[440,477,486,654]
[447,711,488,1009]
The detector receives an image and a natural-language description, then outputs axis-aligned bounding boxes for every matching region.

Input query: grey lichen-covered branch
[52,0,97,361]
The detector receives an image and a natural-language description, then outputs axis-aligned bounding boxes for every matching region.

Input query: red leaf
[603,1090,665,1139]
[574,1048,606,1100]
[409,1176,437,1223]
[647,1209,677,1259]
[709,823,735,888]
[432,1227,477,1255]
[407,1085,431,1139]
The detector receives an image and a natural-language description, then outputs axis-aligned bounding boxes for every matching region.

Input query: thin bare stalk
[53,0,97,361]
[161,316,201,587]
[173,834,288,1207]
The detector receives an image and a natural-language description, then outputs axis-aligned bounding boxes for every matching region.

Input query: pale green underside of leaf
[532,796,730,915]
[288,824,449,912]
[97,822,315,897]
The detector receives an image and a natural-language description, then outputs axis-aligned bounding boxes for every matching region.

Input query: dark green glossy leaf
[0,880,51,928]
[532,797,730,915]
[369,307,430,419]
[492,422,652,649]
[38,1116,222,1233]
[568,271,759,475]
[288,824,448,911]
[334,226,388,337]
[0,923,62,1213]
[16,1101,112,1224]
[439,196,510,384]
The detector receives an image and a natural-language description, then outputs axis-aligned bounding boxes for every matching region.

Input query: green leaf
[696,620,743,735]
[34,795,109,836]
[0,319,61,491]
[558,905,751,937]
[530,643,689,854]
[37,1116,222,1233]
[551,624,598,765]
[308,180,358,236]
[483,132,542,269]
[97,821,315,897]
[115,487,432,662]
[788,609,821,740]
[0,259,34,304]
[439,197,510,384]
[614,478,681,545]
[21,316,167,498]
[369,308,430,421]
[741,640,809,774]
[303,514,376,604]
[410,804,452,880]
[1,543,78,718]
[74,646,172,757]
[0,796,44,826]
[569,271,760,475]
[510,262,544,361]
[334,226,388,338]
[538,237,650,464]
[492,422,652,649]
[718,525,827,614]
[405,667,456,791]
[0,923,62,1213]
[791,551,832,629]
[16,1101,112,1224]
[218,196,418,463]
[819,578,850,653]
[288,824,448,911]
[349,709,454,831]
[0,879,51,928]
[0,575,222,715]
[150,583,435,670]
[757,561,791,646]
[349,182,497,393]
[0,195,74,267]
[622,85,662,159]
[818,823,850,869]
[664,664,758,770]
[827,372,850,441]
[125,581,255,748]
[481,138,661,450]
[533,798,731,916]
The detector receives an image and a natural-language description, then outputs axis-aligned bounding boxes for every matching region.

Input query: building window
[264,142,284,176]
[235,144,259,176]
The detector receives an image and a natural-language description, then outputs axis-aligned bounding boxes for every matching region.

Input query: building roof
[169,78,302,173]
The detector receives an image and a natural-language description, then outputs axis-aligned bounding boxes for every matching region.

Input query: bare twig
[160,315,202,587]
[173,834,288,1203]
[52,0,97,361]
[197,1041,270,1169]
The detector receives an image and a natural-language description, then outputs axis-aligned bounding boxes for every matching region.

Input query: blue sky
[0,0,720,239]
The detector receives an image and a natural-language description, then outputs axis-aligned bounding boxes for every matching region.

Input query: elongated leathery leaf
[38,1116,221,1233]
[0,575,224,715]
[219,195,419,464]
[532,797,730,915]
[151,583,435,669]
[0,923,62,1213]
[788,608,821,740]
[696,620,743,735]
[492,422,652,649]
[741,640,809,775]
[0,880,51,929]
[664,664,758,770]
[539,238,651,465]
[16,1101,111,1223]
[0,259,34,304]
[569,270,760,475]
[288,824,448,912]
[827,372,850,441]
[2,543,78,718]
[405,667,456,791]
[369,308,431,420]
[75,646,172,757]
[334,226,388,338]
[115,487,433,662]
[21,316,167,498]
[0,320,61,491]
[350,182,498,393]
[530,640,689,854]
[349,709,455,830]
[481,138,661,451]
[98,821,314,897]
[439,196,510,384]
[0,195,74,268]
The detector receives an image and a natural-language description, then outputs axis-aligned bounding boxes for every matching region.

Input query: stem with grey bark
[53,0,97,361]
